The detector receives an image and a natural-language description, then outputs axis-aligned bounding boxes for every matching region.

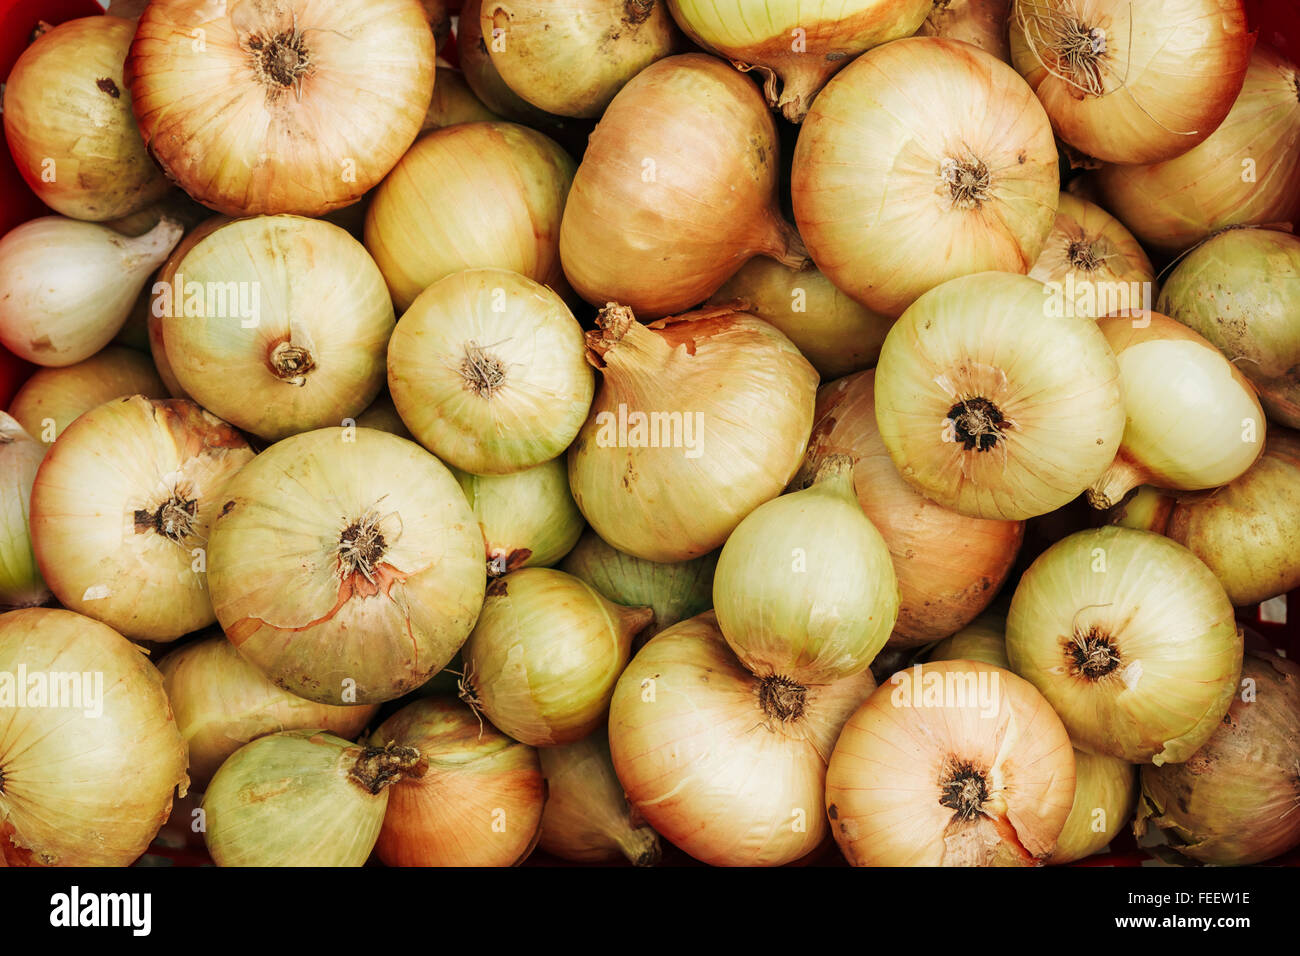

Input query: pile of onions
[460,568,652,746]
[370,698,545,866]
[713,455,899,684]
[873,272,1125,520]
[0,608,187,866]
[128,0,435,217]
[538,729,661,865]
[387,269,594,474]
[918,0,1013,62]
[458,0,567,125]
[8,347,166,443]
[825,660,1076,866]
[158,634,379,790]
[792,37,1059,318]
[0,216,182,367]
[1006,526,1243,765]
[796,370,1023,647]
[365,122,575,310]
[1089,45,1300,254]
[1009,0,1253,165]
[609,612,876,866]
[452,459,585,576]
[208,427,485,705]
[665,0,931,122]
[422,67,502,131]
[30,397,254,642]
[559,54,806,319]
[1136,652,1300,865]
[569,303,817,561]
[0,415,49,609]
[202,730,424,867]
[1158,227,1300,428]
[1086,312,1266,509]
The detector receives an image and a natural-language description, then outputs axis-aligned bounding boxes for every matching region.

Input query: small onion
[568,303,818,562]
[1006,526,1243,765]
[0,415,49,609]
[370,698,546,867]
[1104,485,1175,534]
[8,347,166,444]
[458,0,568,125]
[421,67,503,131]
[918,0,1013,62]
[927,612,1010,667]
[353,393,413,440]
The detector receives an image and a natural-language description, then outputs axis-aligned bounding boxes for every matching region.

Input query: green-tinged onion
[0,415,49,609]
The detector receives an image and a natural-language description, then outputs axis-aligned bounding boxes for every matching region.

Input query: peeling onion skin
[918,0,1013,62]
[0,608,188,867]
[0,415,50,610]
[825,659,1076,866]
[8,347,167,444]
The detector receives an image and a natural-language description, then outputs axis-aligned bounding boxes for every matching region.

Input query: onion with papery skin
[792,37,1059,318]
[796,369,1023,647]
[208,427,485,705]
[3,17,170,222]
[0,415,49,610]
[1104,485,1175,534]
[1086,312,1266,510]
[0,607,188,866]
[158,634,379,790]
[365,122,575,311]
[148,216,232,400]
[458,0,567,125]
[1157,228,1300,428]
[610,611,876,866]
[8,347,166,444]
[421,67,502,132]
[559,54,806,319]
[128,0,435,217]
[1009,0,1253,165]
[569,303,818,562]
[30,397,254,642]
[460,568,652,746]
[928,613,1009,667]
[1136,652,1300,866]
[918,0,1013,62]
[387,269,593,475]
[370,697,545,866]
[874,272,1125,520]
[0,216,182,367]
[826,660,1075,866]
[714,455,899,684]
[1007,526,1243,765]
[202,730,423,867]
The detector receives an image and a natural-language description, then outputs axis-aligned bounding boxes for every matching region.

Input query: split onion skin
[0,415,50,610]
[8,347,167,444]
[918,0,1013,62]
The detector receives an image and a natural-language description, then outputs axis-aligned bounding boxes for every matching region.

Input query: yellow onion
[927,612,1010,667]
[559,54,806,319]
[8,347,166,444]
[481,0,679,118]
[156,215,395,441]
[30,397,254,642]
[209,427,485,705]
[0,607,187,866]
[538,728,660,865]
[421,67,503,132]
[452,459,585,577]
[1157,227,1300,428]
[609,611,876,866]
[569,303,818,562]
[826,660,1076,865]
[714,455,899,683]
[365,122,575,311]
[1104,485,1174,533]
[707,258,894,379]
[1135,652,1300,865]
[1089,45,1300,254]
[370,697,545,866]
[874,272,1125,520]
[0,415,49,610]
[148,216,232,399]
[1006,526,1243,764]
[2,17,170,221]
[1027,193,1155,319]
[0,216,182,367]
[202,730,424,867]
[792,37,1059,318]
[1086,312,1266,509]
[665,0,931,122]
[460,568,653,746]
[387,269,593,475]
[1010,0,1253,165]
[797,370,1023,647]
[158,634,379,790]
[458,0,568,125]
[128,0,435,217]
[918,0,1013,61]
[354,393,413,440]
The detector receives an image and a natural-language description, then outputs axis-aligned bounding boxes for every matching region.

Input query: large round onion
[792,37,1059,318]
[569,303,817,562]
[826,659,1076,866]
[8,347,166,444]
[208,427,486,705]
[0,608,187,866]
[1006,527,1243,765]
[0,416,49,610]
[918,0,1013,61]
[128,0,435,217]
[559,54,806,319]
[609,612,876,866]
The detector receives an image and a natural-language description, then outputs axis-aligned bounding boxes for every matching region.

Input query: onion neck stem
[1087,458,1147,510]
[760,210,810,271]
[586,304,672,370]
[348,743,426,795]
[614,825,661,867]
